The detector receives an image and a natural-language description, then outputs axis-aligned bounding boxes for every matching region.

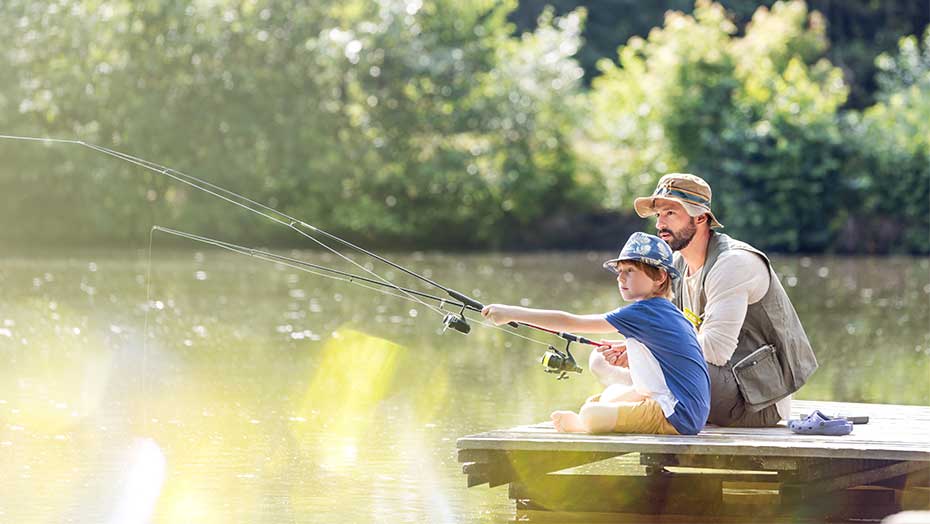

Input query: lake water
[1,248,928,523]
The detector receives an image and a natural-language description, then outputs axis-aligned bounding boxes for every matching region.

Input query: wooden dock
[458,400,930,522]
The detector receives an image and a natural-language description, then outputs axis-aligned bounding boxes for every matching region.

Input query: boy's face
[615,262,658,302]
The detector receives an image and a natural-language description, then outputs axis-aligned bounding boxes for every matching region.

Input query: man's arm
[481,305,617,334]
[699,250,769,366]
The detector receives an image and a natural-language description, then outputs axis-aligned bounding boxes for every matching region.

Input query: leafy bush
[0,0,925,253]
[0,0,596,248]
[840,29,930,253]
[585,0,927,253]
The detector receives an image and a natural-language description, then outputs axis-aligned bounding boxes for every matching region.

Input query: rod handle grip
[447,289,485,311]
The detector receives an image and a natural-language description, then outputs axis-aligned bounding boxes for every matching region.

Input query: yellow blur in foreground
[298,328,404,441]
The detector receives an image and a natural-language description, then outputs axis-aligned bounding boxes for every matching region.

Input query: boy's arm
[481,305,616,333]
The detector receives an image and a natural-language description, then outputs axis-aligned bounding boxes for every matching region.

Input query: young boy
[481,232,710,435]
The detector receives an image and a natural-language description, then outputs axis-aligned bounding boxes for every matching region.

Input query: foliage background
[1,0,927,253]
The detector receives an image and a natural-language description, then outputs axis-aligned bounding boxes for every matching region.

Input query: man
[595,173,818,427]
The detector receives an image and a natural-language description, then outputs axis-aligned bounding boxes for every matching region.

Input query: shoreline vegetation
[1,1,927,254]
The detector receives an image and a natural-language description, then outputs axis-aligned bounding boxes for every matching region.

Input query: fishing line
[88,141,458,292]
[85,143,453,319]
[150,225,554,349]
[81,142,460,313]
[3,133,593,373]
[0,134,449,320]
[143,226,155,435]
[153,226,463,309]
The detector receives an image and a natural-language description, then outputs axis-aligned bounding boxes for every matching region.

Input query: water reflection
[0,250,927,522]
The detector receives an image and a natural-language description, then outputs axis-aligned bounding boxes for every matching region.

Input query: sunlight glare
[107,438,166,524]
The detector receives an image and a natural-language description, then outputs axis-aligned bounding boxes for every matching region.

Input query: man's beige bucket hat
[633,173,724,229]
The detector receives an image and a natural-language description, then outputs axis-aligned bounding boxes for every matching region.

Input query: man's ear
[695,214,708,225]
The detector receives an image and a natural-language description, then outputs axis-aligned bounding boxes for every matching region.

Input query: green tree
[513,0,929,108]
[307,1,597,247]
[0,0,597,248]
[585,1,854,252]
[841,29,930,253]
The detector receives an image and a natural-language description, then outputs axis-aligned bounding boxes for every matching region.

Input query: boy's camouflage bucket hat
[602,232,680,281]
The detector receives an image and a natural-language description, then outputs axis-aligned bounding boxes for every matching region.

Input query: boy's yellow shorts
[612,398,680,435]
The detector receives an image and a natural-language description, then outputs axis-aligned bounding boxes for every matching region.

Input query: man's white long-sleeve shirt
[680,249,791,420]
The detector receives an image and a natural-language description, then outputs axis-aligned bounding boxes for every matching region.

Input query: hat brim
[602,256,680,280]
[633,196,724,229]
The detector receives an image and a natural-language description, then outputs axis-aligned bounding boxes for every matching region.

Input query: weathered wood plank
[461,462,489,488]
[461,450,624,488]
[513,509,800,523]
[458,400,930,522]
[660,471,779,483]
[511,475,905,520]
[456,448,491,464]
[510,473,723,515]
[641,453,799,471]
[457,400,930,462]
[782,461,930,497]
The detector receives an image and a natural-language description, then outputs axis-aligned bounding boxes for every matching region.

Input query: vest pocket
[732,344,788,406]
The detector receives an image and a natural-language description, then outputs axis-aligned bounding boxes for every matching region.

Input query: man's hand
[481,304,517,326]
[597,339,629,368]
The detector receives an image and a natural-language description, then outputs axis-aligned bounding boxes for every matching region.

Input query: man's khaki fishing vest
[672,232,818,413]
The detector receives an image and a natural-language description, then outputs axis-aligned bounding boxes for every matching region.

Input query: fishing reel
[541,340,583,380]
[442,306,471,334]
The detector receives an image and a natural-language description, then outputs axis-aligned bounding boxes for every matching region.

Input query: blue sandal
[788,410,853,436]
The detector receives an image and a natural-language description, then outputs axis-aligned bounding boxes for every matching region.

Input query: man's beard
[659,218,697,251]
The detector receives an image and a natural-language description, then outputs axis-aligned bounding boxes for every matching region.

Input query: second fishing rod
[154,226,594,379]
[2,134,599,378]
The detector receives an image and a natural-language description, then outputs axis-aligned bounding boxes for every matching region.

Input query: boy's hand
[481,304,515,326]
[598,339,629,368]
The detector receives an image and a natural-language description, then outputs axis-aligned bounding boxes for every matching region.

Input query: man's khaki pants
[707,363,781,427]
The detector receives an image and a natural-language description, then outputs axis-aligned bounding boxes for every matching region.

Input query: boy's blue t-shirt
[604,297,710,435]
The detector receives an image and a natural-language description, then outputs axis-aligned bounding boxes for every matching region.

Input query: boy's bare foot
[551,411,586,433]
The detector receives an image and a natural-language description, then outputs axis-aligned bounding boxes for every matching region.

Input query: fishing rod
[154,226,593,378]
[153,226,473,311]
[0,134,492,332]
[2,134,599,378]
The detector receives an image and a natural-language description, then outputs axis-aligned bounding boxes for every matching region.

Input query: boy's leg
[552,404,623,434]
[551,411,586,433]
[578,402,621,433]
[553,387,640,432]
[578,399,680,435]
[588,349,632,387]
[599,383,647,404]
